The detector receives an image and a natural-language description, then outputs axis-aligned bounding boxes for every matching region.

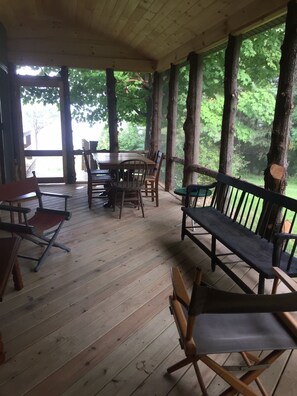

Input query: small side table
[174,186,212,206]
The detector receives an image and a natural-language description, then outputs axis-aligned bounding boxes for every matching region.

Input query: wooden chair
[0,175,71,272]
[144,150,163,207]
[82,148,109,175]
[111,159,147,219]
[82,149,113,208]
[168,267,297,396]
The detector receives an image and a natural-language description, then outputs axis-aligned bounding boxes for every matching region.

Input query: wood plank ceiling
[0,0,288,72]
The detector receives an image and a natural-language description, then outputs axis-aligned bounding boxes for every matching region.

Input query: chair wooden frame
[144,150,163,207]
[0,236,22,302]
[111,159,147,219]
[82,149,112,208]
[168,267,297,396]
[0,236,22,364]
[0,176,71,272]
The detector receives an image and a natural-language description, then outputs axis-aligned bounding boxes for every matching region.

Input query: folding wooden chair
[0,236,22,302]
[168,267,297,396]
[0,236,22,364]
[0,175,71,272]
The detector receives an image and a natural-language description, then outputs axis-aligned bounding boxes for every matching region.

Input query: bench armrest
[274,232,297,241]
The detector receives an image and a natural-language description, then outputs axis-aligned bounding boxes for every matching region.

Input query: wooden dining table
[92,152,156,170]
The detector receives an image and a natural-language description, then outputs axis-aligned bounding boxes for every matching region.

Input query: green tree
[20,68,152,128]
[19,23,297,178]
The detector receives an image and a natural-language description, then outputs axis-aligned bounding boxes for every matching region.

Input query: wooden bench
[181,173,297,294]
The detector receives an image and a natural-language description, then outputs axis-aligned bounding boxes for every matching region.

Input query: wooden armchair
[168,267,297,395]
[0,175,71,272]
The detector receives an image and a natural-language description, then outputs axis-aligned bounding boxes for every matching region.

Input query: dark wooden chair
[168,267,297,396]
[111,159,147,219]
[82,148,109,175]
[82,149,113,208]
[0,175,71,272]
[144,150,163,207]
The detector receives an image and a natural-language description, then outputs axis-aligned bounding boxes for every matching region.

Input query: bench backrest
[211,173,297,245]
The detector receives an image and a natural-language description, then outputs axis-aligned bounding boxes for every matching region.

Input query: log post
[219,34,242,175]
[150,71,163,156]
[0,24,17,182]
[182,52,203,187]
[260,1,297,239]
[264,0,297,194]
[60,66,76,183]
[0,332,5,365]
[106,68,118,153]
[165,64,178,191]
[144,73,153,152]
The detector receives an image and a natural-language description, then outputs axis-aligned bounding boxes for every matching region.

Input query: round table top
[174,187,212,197]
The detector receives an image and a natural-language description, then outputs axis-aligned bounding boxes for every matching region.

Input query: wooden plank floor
[0,183,296,396]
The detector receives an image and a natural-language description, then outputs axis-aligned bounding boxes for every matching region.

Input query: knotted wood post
[165,63,178,191]
[264,0,297,194]
[217,35,241,211]
[106,68,118,153]
[60,66,76,183]
[219,34,242,176]
[182,52,202,187]
[261,0,297,239]
[150,71,163,157]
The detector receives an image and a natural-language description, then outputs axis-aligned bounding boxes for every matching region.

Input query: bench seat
[184,207,297,292]
[181,174,297,294]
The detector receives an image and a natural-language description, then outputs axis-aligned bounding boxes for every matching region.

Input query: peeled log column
[264,0,297,194]
[183,52,202,187]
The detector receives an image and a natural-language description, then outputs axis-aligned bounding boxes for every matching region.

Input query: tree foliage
[19,23,297,179]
